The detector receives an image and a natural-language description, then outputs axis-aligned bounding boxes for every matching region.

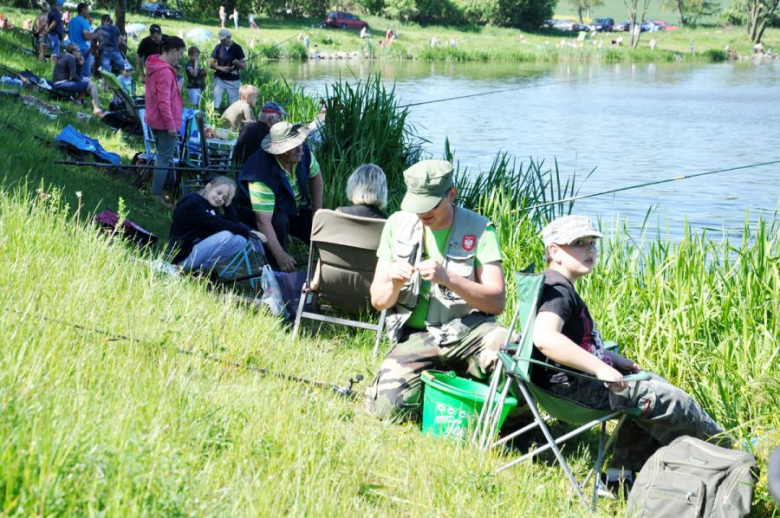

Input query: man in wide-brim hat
[366,159,510,422]
[236,122,323,271]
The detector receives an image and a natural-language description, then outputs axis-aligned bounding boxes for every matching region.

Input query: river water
[266,59,780,240]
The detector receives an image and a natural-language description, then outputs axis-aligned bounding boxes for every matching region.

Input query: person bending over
[366,160,508,421]
[533,215,733,492]
[221,84,258,131]
[53,43,104,116]
[236,122,323,272]
[168,176,265,272]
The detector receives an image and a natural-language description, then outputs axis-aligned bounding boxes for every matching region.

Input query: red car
[324,11,369,30]
[652,20,678,30]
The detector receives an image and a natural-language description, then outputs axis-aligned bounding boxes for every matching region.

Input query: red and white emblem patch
[462,235,476,251]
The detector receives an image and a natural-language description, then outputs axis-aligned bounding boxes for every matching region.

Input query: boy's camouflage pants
[548,372,734,472]
[366,313,508,421]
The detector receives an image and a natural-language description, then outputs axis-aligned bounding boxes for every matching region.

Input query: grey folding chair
[293,209,387,353]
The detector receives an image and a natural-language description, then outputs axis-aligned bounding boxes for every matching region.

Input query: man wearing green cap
[366,159,509,421]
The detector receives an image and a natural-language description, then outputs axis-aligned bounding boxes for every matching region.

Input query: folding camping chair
[218,239,264,291]
[473,270,650,512]
[100,70,144,135]
[138,108,197,199]
[292,209,387,353]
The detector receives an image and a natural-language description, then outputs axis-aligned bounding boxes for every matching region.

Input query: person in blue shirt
[97,14,126,75]
[68,3,98,80]
[45,0,65,62]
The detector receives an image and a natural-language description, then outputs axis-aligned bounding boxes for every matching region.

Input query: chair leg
[473,367,503,447]
[591,421,608,511]
[372,309,387,357]
[292,288,309,342]
[497,382,591,512]
[581,414,627,490]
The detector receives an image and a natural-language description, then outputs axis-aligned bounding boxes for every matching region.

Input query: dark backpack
[627,436,758,518]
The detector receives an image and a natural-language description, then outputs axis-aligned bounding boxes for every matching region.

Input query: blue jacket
[237,145,313,218]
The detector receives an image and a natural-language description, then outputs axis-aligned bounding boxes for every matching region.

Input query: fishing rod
[55,160,243,175]
[515,159,780,213]
[245,34,301,63]
[5,307,365,397]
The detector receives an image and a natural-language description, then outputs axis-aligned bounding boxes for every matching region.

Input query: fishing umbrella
[186,28,213,43]
[125,23,146,37]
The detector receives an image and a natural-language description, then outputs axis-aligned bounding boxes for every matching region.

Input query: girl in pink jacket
[144,36,185,208]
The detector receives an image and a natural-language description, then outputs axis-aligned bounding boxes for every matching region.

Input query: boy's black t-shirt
[532,270,613,388]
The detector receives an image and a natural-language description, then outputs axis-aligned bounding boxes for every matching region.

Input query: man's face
[80,6,89,16]
[151,32,162,43]
[222,36,232,46]
[416,188,455,230]
[167,47,184,64]
[278,144,303,164]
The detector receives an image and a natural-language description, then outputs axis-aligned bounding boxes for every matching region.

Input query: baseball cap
[260,101,288,115]
[150,24,162,34]
[55,0,63,5]
[541,215,603,249]
[218,28,231,40]
[123,62,134,71]
[400,160,455,213]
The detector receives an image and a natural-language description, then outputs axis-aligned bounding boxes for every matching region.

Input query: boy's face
[247,93,258,106]
[191,52,200,61]
[549,236,599,279]
[122,70,132,77]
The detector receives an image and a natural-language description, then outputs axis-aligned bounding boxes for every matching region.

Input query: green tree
[568,0,605,23]
[661,0,718,25]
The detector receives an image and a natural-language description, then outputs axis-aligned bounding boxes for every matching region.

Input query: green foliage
[722,0,780,26]
[383,0,554,28]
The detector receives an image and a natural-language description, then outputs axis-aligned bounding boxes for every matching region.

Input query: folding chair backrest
[138,108,156,158]
[101,70,141,121]
[309,209,386,314]
[510,271,546,382]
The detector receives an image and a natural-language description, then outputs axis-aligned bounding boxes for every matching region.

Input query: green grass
[2,6,778,64]
[0,20,778,516]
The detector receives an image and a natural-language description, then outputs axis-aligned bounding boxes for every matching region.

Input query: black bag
[627,436,758,518]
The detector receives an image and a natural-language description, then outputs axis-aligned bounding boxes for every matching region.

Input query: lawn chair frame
[293,209,387,353]
[473,269,649,512]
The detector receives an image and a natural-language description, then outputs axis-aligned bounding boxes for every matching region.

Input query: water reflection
[268,60,780,240]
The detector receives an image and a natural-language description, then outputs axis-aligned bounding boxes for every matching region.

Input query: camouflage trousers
[366,313,509,422]
[548,372,734,472]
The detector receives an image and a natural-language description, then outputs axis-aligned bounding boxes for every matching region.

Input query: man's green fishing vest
[386,206,492,344]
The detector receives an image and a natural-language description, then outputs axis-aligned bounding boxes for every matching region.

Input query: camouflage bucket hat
[400,160,455,213]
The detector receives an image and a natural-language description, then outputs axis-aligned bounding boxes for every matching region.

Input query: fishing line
[516,159,780,213]
[4,307,364,397]
[245,34,300,63]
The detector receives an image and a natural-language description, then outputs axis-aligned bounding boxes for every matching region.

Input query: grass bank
[0,25,778,515]
[2,7,779,64]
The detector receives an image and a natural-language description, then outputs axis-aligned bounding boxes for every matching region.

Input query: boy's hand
[595,364,627,392]
[416,259,450,286]
[388,260,414,287]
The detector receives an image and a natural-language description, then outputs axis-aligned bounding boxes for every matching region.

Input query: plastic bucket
[421,370,518,440]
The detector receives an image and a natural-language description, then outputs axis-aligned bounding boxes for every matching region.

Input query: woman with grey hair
[338,164,388,219]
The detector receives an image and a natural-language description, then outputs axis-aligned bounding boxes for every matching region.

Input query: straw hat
[261,122,310,155]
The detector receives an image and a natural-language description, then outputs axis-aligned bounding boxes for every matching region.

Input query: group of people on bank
[166,128,734,494]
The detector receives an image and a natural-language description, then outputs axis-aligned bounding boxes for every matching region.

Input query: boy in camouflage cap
[366,160,510,421]
[534,215,733,493]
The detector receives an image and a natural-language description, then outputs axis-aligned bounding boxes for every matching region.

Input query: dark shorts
[53,80,89,93]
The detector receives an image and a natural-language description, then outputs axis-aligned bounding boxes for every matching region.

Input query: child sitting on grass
[532,215,733,494]
[220,84,258,130]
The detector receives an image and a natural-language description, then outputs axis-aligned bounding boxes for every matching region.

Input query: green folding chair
[473,270,650,512]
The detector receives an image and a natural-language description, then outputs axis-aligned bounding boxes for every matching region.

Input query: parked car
[641,20,662,31]
[552,19,586,32]
[615,20,632,31]
[652,20,678,30]
[589,18,614,32]
[324,11,368,30]
[140,2,183,19]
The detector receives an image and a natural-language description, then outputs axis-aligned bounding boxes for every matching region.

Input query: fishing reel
[335,373,364,397]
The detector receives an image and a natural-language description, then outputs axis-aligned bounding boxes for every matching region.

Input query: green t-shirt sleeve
[308,152,320,178]
[248,181,275,214]
[376,215,393,261]
[475,224,502,267]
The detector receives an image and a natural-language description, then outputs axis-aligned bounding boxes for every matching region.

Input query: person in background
[135,24,164,83]
[210,29,246,110]
[221,84,258,130]
[52,43,104,117]
[33,3,49,62]
[366,160,508,421]
[236,122,323,272]
[68,3,97,81]
[249,12,258,29]
[45,0,64,63]
[61,9,70,29]
[118,62,134,95]
[337,164,388,219]
[218,5,226,29]
[232,101,287,166]
[168,176,266,272]
[229,8,239,30]
[185,46,206,107]
[144,36,186,208]
[97,14,125,75]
